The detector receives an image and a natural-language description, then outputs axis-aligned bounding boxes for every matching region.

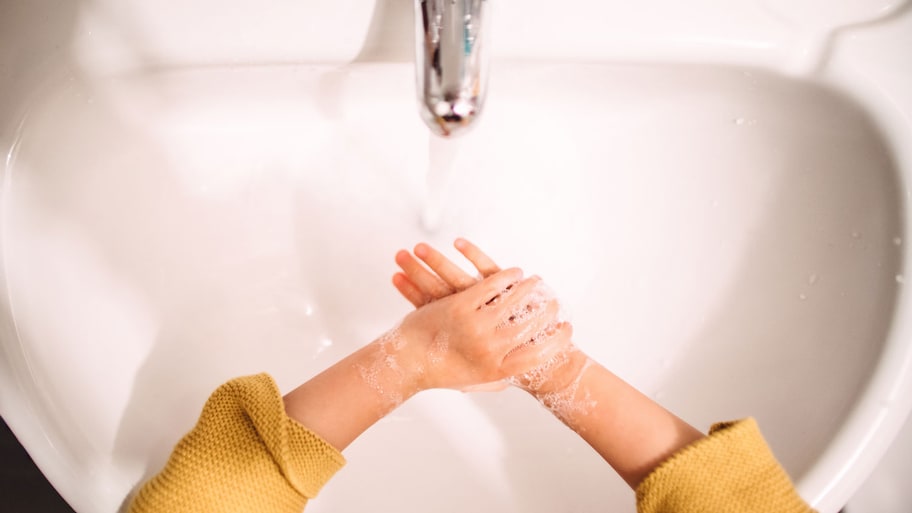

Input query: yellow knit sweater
[128,374,816,513]
[637,419,815,513]
[128,374,345,513]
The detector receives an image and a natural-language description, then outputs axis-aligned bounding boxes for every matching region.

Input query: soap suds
[537,358,595,430]
[356,327,410,408]
[509,342,573,391]
[507,341,595,429]
[429,331,449,365]
[500,280,557,328]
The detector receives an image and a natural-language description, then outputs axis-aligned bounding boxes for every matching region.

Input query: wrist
[516,345,592,398]
[516,347,597,430]
[355,329,426,407]
[394,313,451,391]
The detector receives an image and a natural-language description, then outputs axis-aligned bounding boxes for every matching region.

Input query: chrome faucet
[414,0,490,137]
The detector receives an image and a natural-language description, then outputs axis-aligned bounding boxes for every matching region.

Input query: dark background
[0,417,76,513]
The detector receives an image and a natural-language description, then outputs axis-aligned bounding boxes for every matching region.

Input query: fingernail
[414,243,429,258]
[454,238,467,249]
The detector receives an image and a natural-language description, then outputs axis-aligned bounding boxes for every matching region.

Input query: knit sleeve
[635,418,815,513]
[128,373,346,513]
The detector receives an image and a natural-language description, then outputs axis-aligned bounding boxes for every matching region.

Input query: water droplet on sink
[851,231,862,239]
[305,305,314,317]
[799,293,807,300]
[734,117,746,125]
[808,274,818,285]
[896,275,905,285]
[894,237,902,246]
[314,337,334,359]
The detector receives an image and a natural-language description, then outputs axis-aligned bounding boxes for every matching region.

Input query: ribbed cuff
[635,418,814,513]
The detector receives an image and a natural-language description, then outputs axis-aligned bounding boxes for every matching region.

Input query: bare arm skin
[283,267,573,452]
[393,239,704,487]
[525,349,704,487]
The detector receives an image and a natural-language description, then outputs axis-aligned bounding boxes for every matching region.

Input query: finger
[392,273,429,308]
[395,249,454,300]
[469,267,524,308]
[496,275,546,317]
[500,322,574,377]
[497,296,560,350]
[454,238,501,277]
[414,242,476,291]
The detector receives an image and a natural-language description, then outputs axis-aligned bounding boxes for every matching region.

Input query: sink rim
[0,58,911,513]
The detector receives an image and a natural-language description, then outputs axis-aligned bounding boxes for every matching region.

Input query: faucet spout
[414,0,490,137]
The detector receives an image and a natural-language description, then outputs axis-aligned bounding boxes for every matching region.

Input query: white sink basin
[2,2,911,513]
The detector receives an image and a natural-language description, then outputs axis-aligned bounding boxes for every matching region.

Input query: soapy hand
[393,239,579,393]
[396,267,573,391]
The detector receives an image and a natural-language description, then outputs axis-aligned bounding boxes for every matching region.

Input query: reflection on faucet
[414,0,489,137]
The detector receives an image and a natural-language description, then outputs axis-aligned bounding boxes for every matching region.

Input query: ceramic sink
[1,1,911,512]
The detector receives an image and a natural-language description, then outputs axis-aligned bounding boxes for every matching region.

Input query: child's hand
[391,239,580,393]
[396,268,572,391]
[393,238,502,307]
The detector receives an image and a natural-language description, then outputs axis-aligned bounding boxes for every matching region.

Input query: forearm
[283,332,420,452]
[283,268,557,453]
[526,349,704,488]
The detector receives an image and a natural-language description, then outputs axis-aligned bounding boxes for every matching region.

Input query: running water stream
[422,135,463,232]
